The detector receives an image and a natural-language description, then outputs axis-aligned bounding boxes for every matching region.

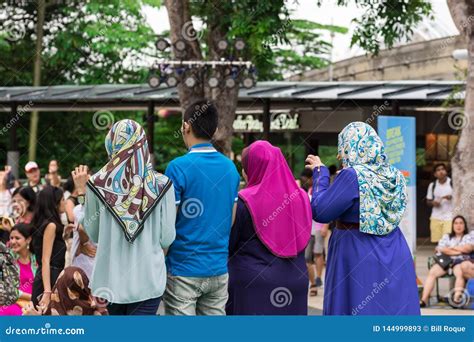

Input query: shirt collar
[188,142,216,153]
[189,142,213,149]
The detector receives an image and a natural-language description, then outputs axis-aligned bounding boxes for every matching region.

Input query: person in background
[328,164,338,184]
[460,253,474,280]
[226,141,311,315]
[24,162,45,193]
[426,163,453,243]
[11,187,36,225]
[31,186,68,310]
[0,170,12,217]
[45,160,62,188]
[308,122,419,315]
[164,100,240,316]
[23,266,107,316]
[0,224,37,315]
[63,176,78,225]
[301,168,328,296]
[1,187,36,244]
[419,215,473,307]
[80,119,176,315]
[0,241,19,307]
[70,206,96,280]
[66,169,97,279]
[5,166,20,190]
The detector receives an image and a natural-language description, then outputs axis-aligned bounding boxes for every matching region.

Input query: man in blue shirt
[164,99,240,315]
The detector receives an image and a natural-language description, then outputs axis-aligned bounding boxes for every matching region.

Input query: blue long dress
[226,199,308,315]
[312,166,420,315]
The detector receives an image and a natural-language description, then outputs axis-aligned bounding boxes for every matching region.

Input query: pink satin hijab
[239,141,312,258]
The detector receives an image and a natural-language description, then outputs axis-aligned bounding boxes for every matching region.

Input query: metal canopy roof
[0,80,464,112]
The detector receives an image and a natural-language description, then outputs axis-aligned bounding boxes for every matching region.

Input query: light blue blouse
[81,175,176,304]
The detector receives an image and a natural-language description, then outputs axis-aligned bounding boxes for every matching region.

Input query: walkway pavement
[308,244,473,316]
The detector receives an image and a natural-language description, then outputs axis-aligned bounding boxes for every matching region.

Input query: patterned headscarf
[45,267,106,316]
[338,122,407,235]
[88,119,171,243]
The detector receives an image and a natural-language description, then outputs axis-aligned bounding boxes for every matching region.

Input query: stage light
[217,39,228,51]
[148,74,161,88]
[208,76,219,88]
[166,76,179,87]
[184,75,197,88]
[174,39,186,52]
[225,77,236,89]
[234,38,245,51]
[242,76,255,89]
[156,38,170,51]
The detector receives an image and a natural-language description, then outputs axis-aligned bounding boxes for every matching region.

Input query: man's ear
[182,121,191,134]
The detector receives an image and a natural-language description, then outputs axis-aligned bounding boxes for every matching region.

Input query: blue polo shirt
[165,143,240,277]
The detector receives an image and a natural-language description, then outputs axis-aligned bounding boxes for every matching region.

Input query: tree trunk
[164,0,204,109]
[205,15,239,154]
[28,0,45,162]
[448,0,474,227]
[164,0,238,155]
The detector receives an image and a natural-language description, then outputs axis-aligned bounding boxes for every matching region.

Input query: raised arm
[310,167,359,223]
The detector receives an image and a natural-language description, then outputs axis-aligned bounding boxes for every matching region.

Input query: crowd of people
[0,99,472,316]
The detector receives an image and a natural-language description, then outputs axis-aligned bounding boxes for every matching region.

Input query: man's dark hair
[433,163,447,174]
[183,99,218,140]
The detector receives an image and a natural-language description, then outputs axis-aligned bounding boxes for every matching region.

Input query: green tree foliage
[0,1,159,175]
[333,0,433,55]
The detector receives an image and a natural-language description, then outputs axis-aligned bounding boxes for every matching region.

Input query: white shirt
[426,177,453,221]
[0,190,11,216]
[436,233,473,261]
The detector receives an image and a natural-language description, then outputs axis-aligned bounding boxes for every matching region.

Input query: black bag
[433,252,453,270]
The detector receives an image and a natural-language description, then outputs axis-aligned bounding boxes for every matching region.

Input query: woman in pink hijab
[226,141,312,315]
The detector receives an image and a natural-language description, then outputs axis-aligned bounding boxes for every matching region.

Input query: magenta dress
[0,260,34,315]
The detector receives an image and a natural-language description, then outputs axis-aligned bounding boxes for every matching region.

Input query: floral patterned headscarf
[338,122,407,235]
[45,267,106,316]
[88,119,171,243]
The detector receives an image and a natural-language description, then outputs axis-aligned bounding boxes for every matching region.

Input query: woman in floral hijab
[306,122,419,315]
[23,266,107,316]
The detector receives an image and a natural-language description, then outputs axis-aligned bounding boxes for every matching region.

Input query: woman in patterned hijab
[307,121,419,315]
[88,119,170,242]
[23,266,107,316]
[337,121,407,235]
